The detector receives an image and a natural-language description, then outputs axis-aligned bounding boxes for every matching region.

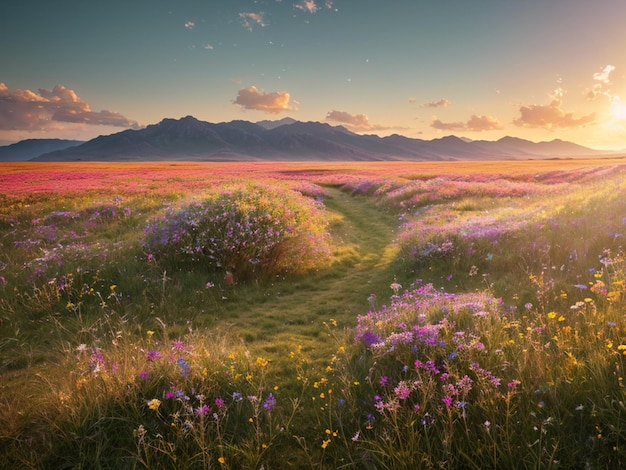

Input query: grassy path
[211,186,403,364]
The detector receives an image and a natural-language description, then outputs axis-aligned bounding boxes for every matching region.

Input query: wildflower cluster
[71,332,299,468]
[340,282,531,467]
[143,183,330,279]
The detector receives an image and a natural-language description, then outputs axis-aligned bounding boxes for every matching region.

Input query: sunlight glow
[611,99,626,121]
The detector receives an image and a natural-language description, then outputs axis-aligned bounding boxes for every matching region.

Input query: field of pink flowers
[1,159,626,468]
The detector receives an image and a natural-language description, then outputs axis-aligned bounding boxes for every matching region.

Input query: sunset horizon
[2,0,626,150]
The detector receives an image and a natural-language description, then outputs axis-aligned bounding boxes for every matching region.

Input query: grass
[1,159,626,468]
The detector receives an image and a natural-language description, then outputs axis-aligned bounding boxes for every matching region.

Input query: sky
[2,0,626,149]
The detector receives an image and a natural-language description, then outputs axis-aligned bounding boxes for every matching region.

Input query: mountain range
[0,138,84,162]
[0,116,617,162]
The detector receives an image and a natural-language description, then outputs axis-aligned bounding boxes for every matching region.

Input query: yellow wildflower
[148,398,161,411]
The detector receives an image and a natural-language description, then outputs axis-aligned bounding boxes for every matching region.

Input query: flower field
[1,159,626,468]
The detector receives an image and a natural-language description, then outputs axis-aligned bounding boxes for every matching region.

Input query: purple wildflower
[195,404,210,416]
[177,358,191,377]
[360,330,381,346]
[263,393,277,412]
[394,381,411,400]
[147,350,161,361]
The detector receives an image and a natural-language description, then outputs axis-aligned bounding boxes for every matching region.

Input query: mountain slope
[0,139,84,161]
[31,116,612,162]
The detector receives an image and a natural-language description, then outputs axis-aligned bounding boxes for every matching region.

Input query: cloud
[593,65,615,84]
[421,99,450,108]
[587,64,616,101]
[326,110,370,129]
[295,1,319,13]
[513,99,595,130]
[466,115,503,131]
[430,119,465,131]
[431,114,502,132]
[0,83,140,131]
[184,21,195,29]
[233,86,296,114]
[239,12,266,31]
[325,110,397,132]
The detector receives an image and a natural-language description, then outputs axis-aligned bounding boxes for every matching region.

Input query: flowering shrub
[143,183,330,279]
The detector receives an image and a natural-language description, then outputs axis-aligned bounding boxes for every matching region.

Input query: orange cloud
[513,100,595,130]
[421,99,450,108]
[0,83,140,131]
[295,1,320,13]
[233,86,296,114]
[466,115,503,131]
[325,110,398,132]
[239,12,265,31]
[431,114,502,132]
[326,110,370,129]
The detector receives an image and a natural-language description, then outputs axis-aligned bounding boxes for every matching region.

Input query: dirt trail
[223,186,402,360]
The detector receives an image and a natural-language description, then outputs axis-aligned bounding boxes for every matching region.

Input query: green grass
[1,162,626,468]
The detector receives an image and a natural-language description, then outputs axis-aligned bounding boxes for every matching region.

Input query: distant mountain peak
[256,117,298,130]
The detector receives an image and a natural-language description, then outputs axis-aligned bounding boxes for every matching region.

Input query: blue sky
[2,0,626,149]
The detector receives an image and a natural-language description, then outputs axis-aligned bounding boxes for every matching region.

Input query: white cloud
[587,64,616,101]
[239,12,266,31]
[431,114,502,132]
[233,86,296,114]
[593,65,615,84]
[0,83,140,131]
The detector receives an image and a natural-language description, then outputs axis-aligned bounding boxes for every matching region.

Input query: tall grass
[1,161,626,468]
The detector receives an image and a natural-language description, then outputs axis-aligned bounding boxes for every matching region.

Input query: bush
[143,183,330,280]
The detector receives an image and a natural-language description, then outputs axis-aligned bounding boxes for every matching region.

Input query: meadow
[1,158,626,469]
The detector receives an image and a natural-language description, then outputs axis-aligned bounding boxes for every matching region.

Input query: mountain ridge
[0,138,84,162]
[1,116,615,162]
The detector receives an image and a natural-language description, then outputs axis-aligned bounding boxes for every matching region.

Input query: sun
[610,100,626,121]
